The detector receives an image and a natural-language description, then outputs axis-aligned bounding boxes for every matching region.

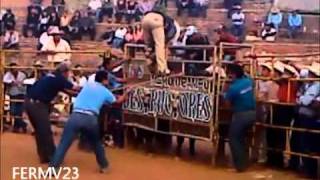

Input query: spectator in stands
[79,11,97,40]
[60,11,72,34]
[267,7,282,30]
[215,24,238,61]
[3,25,20,49]
[133,24,143,43]
[292,62,320,179]
[138,0,154,15]
[88,0,103,21]
[23,8,40,37]
[288,10,303,39]
[172,29,186,58]
[115,0,127,23]
[27,3,42,17]
[39,11,51,35]
[261,23,277,42]
[52,0,66,16]
[184,31,210,75]
[224,0,243,18]
[0,9,5,36]
[231,5,245,41]
[101,27,115,45]
[69,10,82,40]
[112,26,127,48]
[223,63,256,172]
[194,0,208,18]
[3,62,27,133]
[2,9,16,31]
[176,0,189,16]
[126,0,139,23]
[125,26,134,43]
[99,0,114,23]
[48,11,60,27]
[41,27,71,65]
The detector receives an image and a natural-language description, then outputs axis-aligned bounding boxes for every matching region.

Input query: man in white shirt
[3,26,19,49]
[112,27,127,49]
[41,26,71,66]
[3,62,27,133]
[231,5,245,41]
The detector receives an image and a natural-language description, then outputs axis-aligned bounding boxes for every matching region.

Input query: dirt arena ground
[0,132,303,180]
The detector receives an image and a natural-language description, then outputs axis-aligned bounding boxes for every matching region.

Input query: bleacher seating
[1,0,319,66]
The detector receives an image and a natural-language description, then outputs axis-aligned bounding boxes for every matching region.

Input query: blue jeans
[231,24,245,41]
[112,37,124,49]
[50,112,108,168]
[229,110,256,172]
[10,94,26,130]
[288,26,301,38]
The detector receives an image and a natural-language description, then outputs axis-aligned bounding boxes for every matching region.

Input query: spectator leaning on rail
[25,63,79,164]
[290,62,320,179]
[49,70,130,173]
[267,7,282,30]
[222,63,256,172]
[3,62,27,133]
[141,10,181,75]
[254,62,279,163]
[287,10,303,39]
[41,26,71,66]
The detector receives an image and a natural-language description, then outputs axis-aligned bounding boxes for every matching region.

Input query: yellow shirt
[41,37,71,63]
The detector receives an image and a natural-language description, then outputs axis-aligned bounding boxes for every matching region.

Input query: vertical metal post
[0,50,5,134]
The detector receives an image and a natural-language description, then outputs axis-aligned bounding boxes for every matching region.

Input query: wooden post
[0,51,5,134]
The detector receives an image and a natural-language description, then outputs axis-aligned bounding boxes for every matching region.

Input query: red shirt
[277,81,298,103]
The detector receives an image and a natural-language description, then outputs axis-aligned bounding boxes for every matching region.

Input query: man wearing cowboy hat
[287,10,303,39]
[267,7,283,30]
[41,26,71,66]
[290,62,320,178]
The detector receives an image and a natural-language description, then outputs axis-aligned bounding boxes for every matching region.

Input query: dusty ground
[0,132,302,180]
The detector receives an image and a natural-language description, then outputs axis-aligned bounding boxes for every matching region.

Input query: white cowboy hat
[271,7,280,13]
[284,64,299,76]
[33,60,43,67]
[308,62,320,76]
[273,61,285,74]
[48,26,64,35]
[260,62,273,71]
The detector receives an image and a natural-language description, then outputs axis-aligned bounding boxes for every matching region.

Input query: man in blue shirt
[223,64,256,172]
[50,71,129,173]
[287,10,303,39]
[267,7,282,30]
[25,63,78,164]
